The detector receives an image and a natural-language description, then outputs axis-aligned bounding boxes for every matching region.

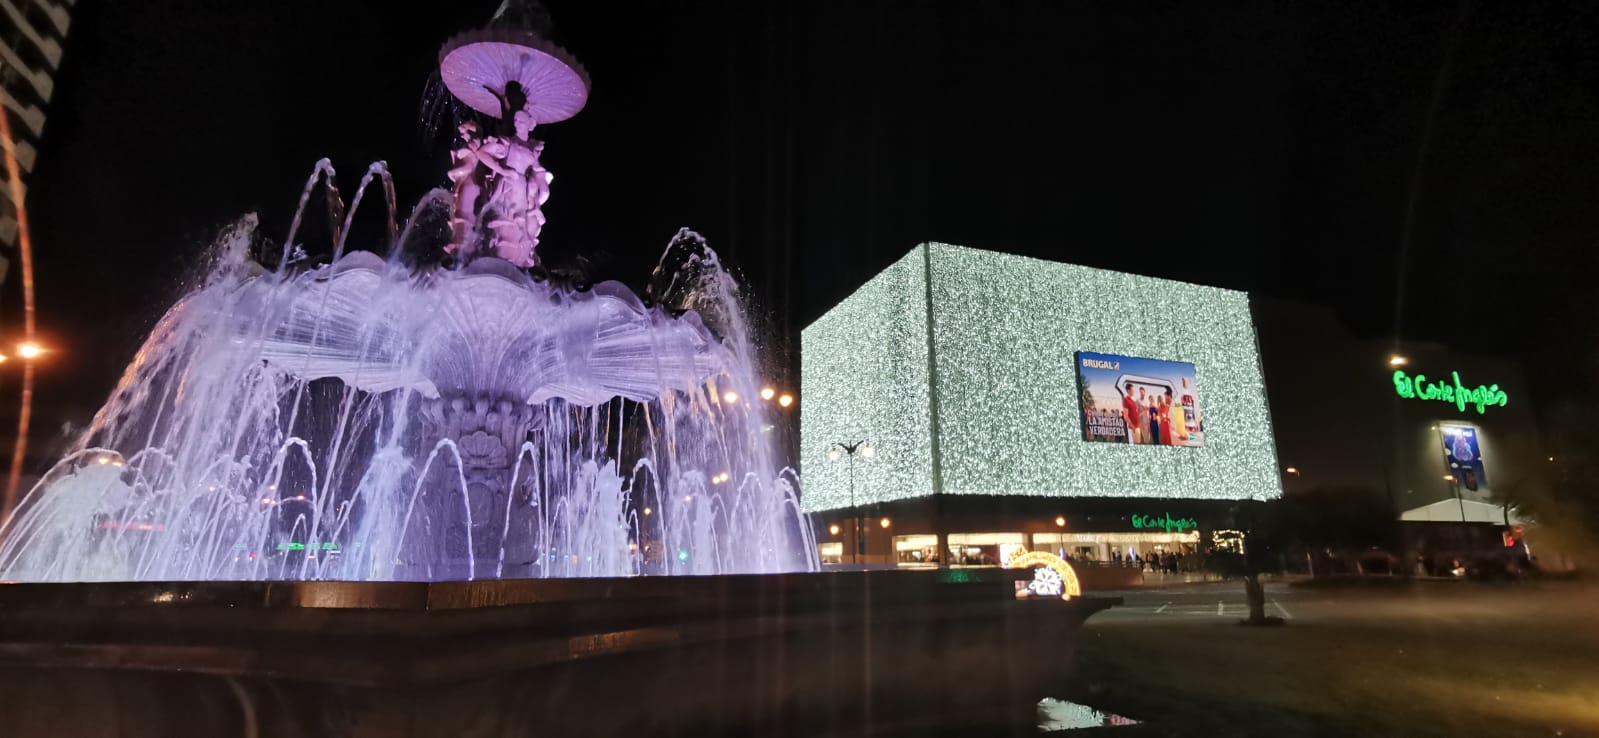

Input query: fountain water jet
[0,13,814,583]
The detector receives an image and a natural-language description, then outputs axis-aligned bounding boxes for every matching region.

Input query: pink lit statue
[445,108,553,268]
[450,108,552,268]
[445,121,485,254]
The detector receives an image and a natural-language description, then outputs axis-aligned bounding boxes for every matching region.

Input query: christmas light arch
[1008,549,1082,600]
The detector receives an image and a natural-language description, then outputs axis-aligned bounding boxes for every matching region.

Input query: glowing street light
[1284,467,1300,476]
[879,517,891,529]
[760,387,776,401]
[642,506,652,516]
[827,447,842,462]
[860,443,876,459]
[16,342,42,360]
[0,88,40,520]
[1055,515,1066,528]
[778,393,794,408]
[1388,355,1408,367]
[828,523,841,536]
[722,390,739,403]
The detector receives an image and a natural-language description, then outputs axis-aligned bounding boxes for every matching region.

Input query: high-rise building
[0,0,74,283]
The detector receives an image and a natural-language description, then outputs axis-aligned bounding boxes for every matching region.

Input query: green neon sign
[275,542,340,552]
[1392,370,1508,414]
[1132,514,1197,533]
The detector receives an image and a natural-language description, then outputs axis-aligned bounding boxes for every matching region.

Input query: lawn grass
[1062,584,1599,737]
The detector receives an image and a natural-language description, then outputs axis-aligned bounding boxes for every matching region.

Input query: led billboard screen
[1077,351,1204,447]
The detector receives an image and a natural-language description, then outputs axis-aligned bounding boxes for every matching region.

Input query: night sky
[10,0,1599,448]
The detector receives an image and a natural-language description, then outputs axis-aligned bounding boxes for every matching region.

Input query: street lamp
[1388,355,1408,367]
[16,342,42,360]
[828,440,876,564]
[760,387,776,401]
[778,393,794,408]
[0,89,39,521]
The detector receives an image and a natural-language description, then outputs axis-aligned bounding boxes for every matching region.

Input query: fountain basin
[245,252,727,405]
[0,570,1117,736]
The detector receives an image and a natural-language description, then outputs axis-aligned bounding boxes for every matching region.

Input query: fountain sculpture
[0,11,814,582]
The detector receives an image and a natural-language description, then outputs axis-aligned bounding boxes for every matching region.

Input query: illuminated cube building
[800,243,1281,570]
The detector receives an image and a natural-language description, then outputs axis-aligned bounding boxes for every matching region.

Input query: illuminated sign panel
[1440,425,1487,490]
[1076,351,1204,447]
[1392,370,1508,414]
[801,244,1281,511]
[1131,514,1198,532]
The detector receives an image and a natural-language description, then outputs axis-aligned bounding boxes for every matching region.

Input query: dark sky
[12,0,1599,438]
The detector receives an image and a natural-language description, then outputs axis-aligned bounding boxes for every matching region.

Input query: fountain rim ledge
[0,570,1122,612]
[0,572,1121,688]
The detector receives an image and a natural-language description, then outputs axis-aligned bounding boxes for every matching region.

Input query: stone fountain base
[0,571,1116,737]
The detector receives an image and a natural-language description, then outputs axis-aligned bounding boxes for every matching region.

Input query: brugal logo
[1082,357,1121,370]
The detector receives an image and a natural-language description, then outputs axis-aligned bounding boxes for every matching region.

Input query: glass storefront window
[894,534,938,566]
[949,532,1024,567]
[892,533,1029,567]
[1031,531,1201,566]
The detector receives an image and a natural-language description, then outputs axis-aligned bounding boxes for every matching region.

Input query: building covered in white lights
[800,243,1281,572]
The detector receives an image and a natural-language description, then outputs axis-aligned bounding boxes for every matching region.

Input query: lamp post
[827,440,875,564]
[0,91,38,520]
[1436,425,1469,523]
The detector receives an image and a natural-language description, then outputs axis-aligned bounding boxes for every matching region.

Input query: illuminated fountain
[0,14,814,582]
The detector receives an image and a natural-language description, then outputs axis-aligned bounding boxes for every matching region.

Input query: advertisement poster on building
[1440,425,1487,491]
[1076,351,1204,447]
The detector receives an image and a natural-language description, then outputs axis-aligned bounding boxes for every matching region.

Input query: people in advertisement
[1441,425,1486,491]
[1076,351,1205,447]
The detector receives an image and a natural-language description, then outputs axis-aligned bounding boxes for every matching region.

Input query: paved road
[1088,578,1599,626]
[1089,580,1310,623]
[1069,580,1599,737]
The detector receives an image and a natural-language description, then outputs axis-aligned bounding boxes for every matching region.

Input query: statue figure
[445,121,485,259]
[476,108,553,268]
